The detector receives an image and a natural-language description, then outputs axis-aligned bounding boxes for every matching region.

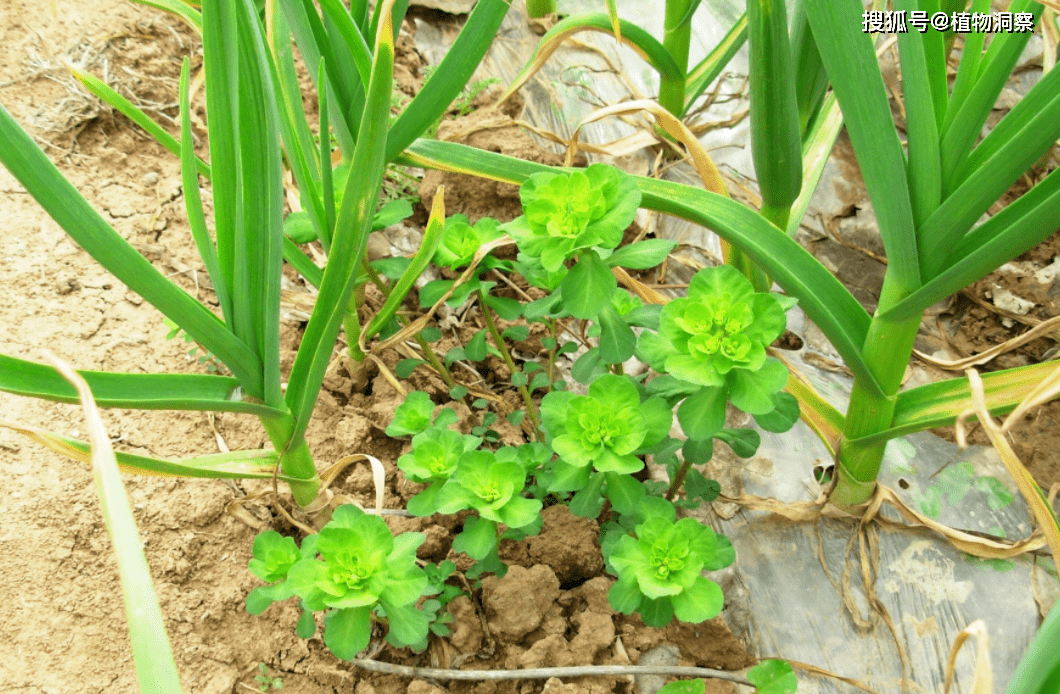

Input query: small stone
[144,171,159,186]
[55,276,81,295]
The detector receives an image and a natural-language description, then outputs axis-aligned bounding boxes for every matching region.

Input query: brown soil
[926,229,1060,490]
[0,3,750,692]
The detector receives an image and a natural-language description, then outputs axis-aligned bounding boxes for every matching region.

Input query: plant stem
[362,258,390,296]
[344,284,367,362]
[658,0,693,119]
[525,0,556,18]
[735,203,790,292]
[833,275,923,507]
[414,331,457,389]
[259,415,321,507]
[546,318,558,391]
[665,458,692,501]
[396,316,485,430]
[478,289,544,441]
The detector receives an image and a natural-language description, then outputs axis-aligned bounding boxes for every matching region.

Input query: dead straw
[348,659,753,685]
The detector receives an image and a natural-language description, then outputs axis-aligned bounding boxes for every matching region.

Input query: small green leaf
[453,516,497,560]
[482,412,497,426]
[296,607,316,638]
[570,474,607,518]
[599,304,636,364]
[449,385,469,400]
[714,429,761,458]
[704,534,735,571]
[647,375,701,404]
[606,239,677,269]
[381,600,431,648]
[486,295,523,320]
[608,576,643,614]
[386,391,435,437]
[638,596,675,627]
[656,680,705,694]
[624,304,662,330]
[370,257,411,280]
[246,584,289,615]
[395,358,426,379]
[671,576,723,623]
[445,347,467,366]
[677,387,727,441]
[284,211,318,243]
[466,330,488,361]
[752,391,800,432]
[606,473,646,516]
[323,607,372,660]
[683,438,714,464]
[529,372,550,392]
[434,408,458,428]
[523,290,565,320]
[728,359,789,415]
[746,659,797,694]
[685,469,720,503]
[572,348,605,384]
[561,251,617,319]
[419,279,454,308]
[507,410,526,425]
[511,371,529,387]
[407,482,446,517]
[420,326,443,342]
[549,460,592,492]
[502,325,531,341]
[372,198,414,230]
[249,530,300,583]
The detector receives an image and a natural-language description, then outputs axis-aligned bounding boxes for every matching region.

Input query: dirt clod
[481,564,561,641]
[526,505,604,587]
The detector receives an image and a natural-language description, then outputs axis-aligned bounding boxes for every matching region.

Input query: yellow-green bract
[433,214,504,270]
[607,515,724,627]
[247,506,434,659]
[541,374,672,478]
[637,265,790,416]
[435,450,542,528]
[502,164,640,272]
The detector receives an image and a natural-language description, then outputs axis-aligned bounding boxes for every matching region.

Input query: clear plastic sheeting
[406,1,1058,690]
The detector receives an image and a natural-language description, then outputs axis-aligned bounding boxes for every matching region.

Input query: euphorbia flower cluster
[607,515,724,627]
[247,506,431,658]
[541,374,669,476]
[639,265,791,415]
[502,163,640,272]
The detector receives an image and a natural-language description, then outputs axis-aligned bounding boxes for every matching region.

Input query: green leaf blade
[0,99,262,394]
[285,5,396,444]
[806,0,919,292]
[747,0,801,210]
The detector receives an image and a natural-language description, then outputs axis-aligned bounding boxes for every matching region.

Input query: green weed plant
[2,0,1059,688]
